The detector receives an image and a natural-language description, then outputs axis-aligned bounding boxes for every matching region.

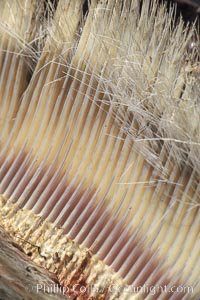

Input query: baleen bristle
[0,0,200,299]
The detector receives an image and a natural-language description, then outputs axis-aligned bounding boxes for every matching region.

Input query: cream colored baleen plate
[0,0,199,299]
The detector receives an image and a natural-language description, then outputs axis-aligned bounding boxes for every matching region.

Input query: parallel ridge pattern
[0,0,200,299]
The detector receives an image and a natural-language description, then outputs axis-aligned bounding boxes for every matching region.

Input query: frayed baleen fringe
[0,1,199,299]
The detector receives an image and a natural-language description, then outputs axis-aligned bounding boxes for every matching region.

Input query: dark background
[169,0,199,24]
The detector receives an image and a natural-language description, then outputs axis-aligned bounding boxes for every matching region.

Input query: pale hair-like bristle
[0,0,199,299]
